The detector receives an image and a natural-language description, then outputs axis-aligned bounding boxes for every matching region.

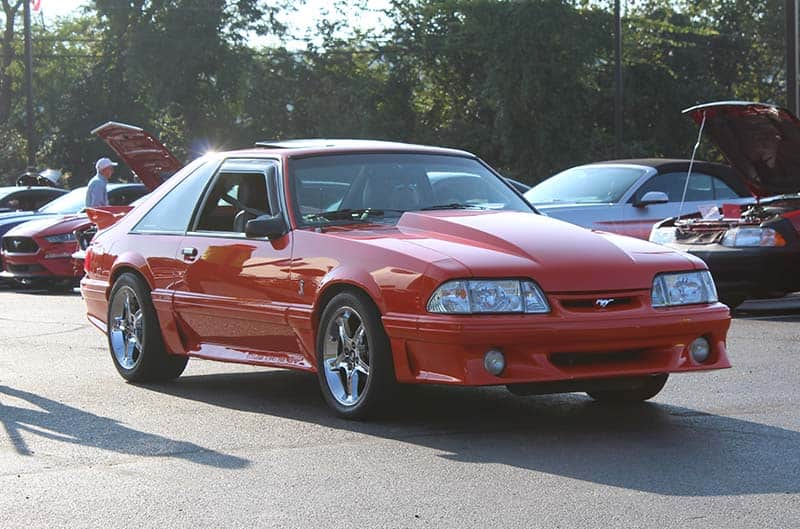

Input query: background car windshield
[290,153,532,226]
[37,188,86,214]
[524,166,646,204]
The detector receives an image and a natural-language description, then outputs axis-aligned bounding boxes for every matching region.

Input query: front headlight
[651,271,718,307]
[721,227,786,247]
[427,279,550,314]
[649,226,677,245]
[44,232,77,244]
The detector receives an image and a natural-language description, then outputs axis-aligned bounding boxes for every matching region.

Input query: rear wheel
[316,291,396,419]
[586,374,668,402]
[107,273,187,382]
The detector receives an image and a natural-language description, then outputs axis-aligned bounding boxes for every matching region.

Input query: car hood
[330,211,701,292]
[92,121,183,192]
[684,101,800,198]
[4,214,87,238]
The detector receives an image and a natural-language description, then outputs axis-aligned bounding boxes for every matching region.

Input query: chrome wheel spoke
[322,304,372,408]
[345,368,361,402]
[355,358,370,376]
[109,286,144,371]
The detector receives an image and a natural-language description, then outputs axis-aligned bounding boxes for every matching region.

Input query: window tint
[133,159,215,233]
[525,166,645,204]
[193,160,277,233]
[634,172,714,202]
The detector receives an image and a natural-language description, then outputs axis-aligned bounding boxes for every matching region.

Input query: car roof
[0,186,65,193]
[227,139,475,159]
[589,158,750,196]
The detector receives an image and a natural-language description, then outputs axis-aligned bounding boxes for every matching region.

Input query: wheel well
[313,283,381,329]
[108,266,149,297]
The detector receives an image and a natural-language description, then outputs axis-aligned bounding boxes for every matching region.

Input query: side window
[193,160,277,234]
[635,172,713,202]
[133,159,216,233]
[713,177,740,199]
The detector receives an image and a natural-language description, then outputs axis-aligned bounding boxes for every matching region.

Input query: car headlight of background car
[649,226,677,245]
[44,232,77,244]
[651,271,718,307]
[721,227,786,247]
[427,279,550,314]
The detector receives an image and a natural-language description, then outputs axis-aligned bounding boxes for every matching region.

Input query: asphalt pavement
[1,286,799,529]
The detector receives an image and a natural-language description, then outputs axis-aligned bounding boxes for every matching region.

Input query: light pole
[23,0,35,169]
[788,0,798,115]
[614,0,623,157]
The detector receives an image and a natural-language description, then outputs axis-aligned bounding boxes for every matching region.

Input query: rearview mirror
[635,191,669,207]
[245,214,287,240]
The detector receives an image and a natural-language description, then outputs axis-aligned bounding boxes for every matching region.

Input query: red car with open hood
[650,101,800,309]
[81,137,731,418]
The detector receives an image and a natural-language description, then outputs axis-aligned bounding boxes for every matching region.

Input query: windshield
[524,166,646,205]
[289,153,532,226]
[37,187,87,214]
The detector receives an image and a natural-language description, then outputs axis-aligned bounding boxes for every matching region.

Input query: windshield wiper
[304,208,406,223]
[420,203,487,210]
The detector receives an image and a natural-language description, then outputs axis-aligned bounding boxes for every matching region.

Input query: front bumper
[0,247,79,280]
[664,242,800,298]
[383,301,731,386]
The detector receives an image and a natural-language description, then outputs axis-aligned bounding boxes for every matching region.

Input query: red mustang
[81,138,731,418]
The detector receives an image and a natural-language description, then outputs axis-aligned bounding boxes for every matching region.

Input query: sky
[35,0,392,47]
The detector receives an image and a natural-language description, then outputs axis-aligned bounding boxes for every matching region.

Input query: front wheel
[586,374,668,403]
[316,291,396,419]
[107,273,188,382]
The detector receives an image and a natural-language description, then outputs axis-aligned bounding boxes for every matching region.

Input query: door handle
[181,247,198,261]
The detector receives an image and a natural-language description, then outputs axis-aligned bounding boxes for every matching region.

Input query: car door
[625,171,718,239]
[172,158,302,362]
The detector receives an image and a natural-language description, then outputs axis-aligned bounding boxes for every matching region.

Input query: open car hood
[684,101,800,198]
[92,121,183,192]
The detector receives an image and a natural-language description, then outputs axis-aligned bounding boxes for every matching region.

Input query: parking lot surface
[1,286,799,528]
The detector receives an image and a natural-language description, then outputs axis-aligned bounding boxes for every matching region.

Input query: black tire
[718,293,746,311]
[107,272,188,382]
[586,374,669,403]
[315,290,396,419]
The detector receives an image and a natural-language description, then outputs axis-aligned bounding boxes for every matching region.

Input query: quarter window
[133,158,215,233]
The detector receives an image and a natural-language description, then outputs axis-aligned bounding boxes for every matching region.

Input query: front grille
[2,237,39,253]
[550,350,643,367]
[559,296,637,312]
[7,263,45,273]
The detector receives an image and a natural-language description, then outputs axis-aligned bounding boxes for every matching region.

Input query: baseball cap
[96,157,118,171]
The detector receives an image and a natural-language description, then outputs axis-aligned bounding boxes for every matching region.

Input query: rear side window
[634,172,714,202]
[133,159,215,233]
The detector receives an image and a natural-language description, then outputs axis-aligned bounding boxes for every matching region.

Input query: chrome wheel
[109,285,143,370]
[322,305,371,407]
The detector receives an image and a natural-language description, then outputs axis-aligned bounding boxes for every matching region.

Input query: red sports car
[81,138,731,418]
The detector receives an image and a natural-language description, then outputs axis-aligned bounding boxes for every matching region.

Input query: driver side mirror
[245,214,287,240]
[635,191,669,207]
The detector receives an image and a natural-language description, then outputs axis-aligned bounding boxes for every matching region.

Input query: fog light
[689,337,711,363]
[483,349,505,376]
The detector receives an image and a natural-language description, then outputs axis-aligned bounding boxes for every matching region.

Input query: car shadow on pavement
[0,384,249,469]
[140,369,800,497]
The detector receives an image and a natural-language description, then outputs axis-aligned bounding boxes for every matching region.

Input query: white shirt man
[85,157,117,208]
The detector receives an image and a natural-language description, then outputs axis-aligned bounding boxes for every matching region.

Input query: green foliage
[0,0,791,186]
